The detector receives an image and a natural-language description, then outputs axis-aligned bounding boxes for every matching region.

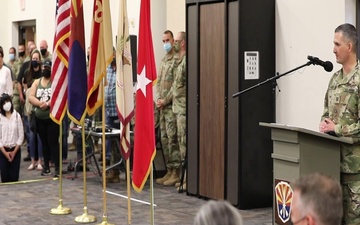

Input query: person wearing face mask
[29,59,60,177]
[17,42,36,162]
[23,50,44,171]
[7,47,18,79]
[17,42,37,106]
[7,47,22,114]
[0,47,13,97]
[0,93,24,182]
[155,30,181,186]
[39,40,52,61]
[160,31,187,191]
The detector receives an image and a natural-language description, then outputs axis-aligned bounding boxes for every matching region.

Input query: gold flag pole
[126,159,131,224]
[51,121,71,215]
[150,164,154,225]
[75,123,96,223]
[98,78,114,225]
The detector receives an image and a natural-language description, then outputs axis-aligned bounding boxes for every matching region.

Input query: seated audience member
[193,200,243,225]
[291,173,342,225]
[0,94,24,182]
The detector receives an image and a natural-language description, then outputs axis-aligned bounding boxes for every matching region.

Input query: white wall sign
[244,51,259,80]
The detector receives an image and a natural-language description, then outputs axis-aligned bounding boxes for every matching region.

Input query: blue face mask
[8,53,15,61]
[163,43,172,53]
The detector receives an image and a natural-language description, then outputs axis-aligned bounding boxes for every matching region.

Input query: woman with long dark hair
[28,59,60,177]
[0,94,24,182]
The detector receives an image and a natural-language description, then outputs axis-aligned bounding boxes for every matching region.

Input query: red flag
[50,0,70,124]
[86,0,113,116]
[116,0,134,160]
[68,0,87,124]
[132,0,157,192]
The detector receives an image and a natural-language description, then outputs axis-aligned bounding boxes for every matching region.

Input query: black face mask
[18,51,25,57]
[40,49,47,56]
[42,69,51,78]
[31,60,39,68]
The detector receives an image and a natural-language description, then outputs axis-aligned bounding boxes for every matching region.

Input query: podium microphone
[307,55,333,72]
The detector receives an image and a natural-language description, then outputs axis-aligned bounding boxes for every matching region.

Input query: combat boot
[163,168,180,186]
[106,169,120,183]
[156,168,172,185]
[175,173,186,188]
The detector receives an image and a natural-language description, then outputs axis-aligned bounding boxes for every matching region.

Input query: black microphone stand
[233,61,314,98]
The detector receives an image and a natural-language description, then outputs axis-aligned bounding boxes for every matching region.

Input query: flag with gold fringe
[68,0,87,124]
[132,0,157,192]
[86,0,113,116]
[50,0,70,124]
[116,0,134,161]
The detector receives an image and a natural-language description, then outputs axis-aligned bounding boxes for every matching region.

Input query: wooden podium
[260,122,352,225]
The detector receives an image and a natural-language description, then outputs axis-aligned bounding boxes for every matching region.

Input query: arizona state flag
[86,0,113,116]
[132,0,157,192]
[68,0,87,124]
[116,0,134,160]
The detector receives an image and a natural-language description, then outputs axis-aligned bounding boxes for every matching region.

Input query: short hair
[335,23,358,53]
[0,46,3,58]
[193,200,243,225]
[292,173,342,225]
[179,31,186,43]
[9,47,16,54]
[164,30,174,38]
[0,94,14,115]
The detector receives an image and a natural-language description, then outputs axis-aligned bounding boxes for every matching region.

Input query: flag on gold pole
[132,0,157,192]
[86,0,113,116]
[50,0,70,124]
[68,0,87,124]
[116,0,134,161]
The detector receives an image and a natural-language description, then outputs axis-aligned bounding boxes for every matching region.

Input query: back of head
[293,173,342,225]
[194,200,243,225]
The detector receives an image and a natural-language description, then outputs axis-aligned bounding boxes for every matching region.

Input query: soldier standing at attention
[155,30,181,186]
[162,31,187,190]
[319,23,360,225]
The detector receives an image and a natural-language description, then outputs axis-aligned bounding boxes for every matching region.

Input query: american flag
[50,0,71,124]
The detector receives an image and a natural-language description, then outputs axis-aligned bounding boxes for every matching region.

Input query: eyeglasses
[290,216,306,225]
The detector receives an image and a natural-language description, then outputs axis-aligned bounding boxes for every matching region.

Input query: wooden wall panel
[199,2,225,200]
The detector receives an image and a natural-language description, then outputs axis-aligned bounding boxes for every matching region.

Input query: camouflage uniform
[156,52,180,169]
[321,60,360,225]
[164,55,186,160]
[8,59,23,114]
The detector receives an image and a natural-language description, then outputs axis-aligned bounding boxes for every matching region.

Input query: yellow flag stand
[75,124,97,223]
[51,122,71,215]
[97,80,114,225]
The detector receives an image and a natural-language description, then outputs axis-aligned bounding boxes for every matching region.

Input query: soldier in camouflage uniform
[163,32,187,190]
[7,46,23,114]
[155,30,181,186]
[319,23,360,225]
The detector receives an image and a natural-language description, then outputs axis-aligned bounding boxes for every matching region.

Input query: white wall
[4,0,355,132]
[275,0,356,131]
[0,0,186,69]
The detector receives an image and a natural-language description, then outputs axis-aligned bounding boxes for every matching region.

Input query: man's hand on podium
[319,118,335,133]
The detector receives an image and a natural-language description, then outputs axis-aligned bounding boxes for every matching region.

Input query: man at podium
[319,23,360,225]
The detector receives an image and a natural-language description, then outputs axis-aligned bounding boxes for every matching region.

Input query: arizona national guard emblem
[275,181,293,223]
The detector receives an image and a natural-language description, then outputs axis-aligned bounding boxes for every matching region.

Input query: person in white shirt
[0,47,13,96]
[0,93,24,182]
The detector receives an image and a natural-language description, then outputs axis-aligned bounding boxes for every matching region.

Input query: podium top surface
[259,122,353,144]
